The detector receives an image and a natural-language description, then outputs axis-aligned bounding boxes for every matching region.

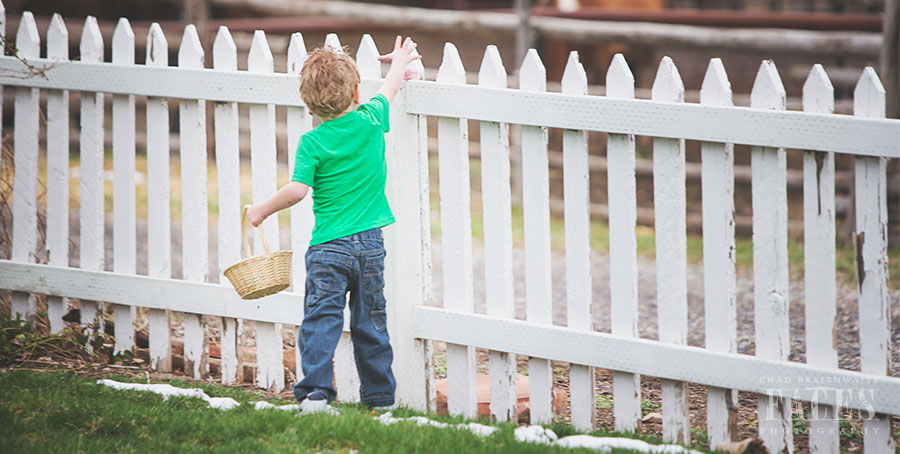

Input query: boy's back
[292,94,395,246]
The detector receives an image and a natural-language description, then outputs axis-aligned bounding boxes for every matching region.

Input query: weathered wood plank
[802,64,840,454]
[853,68,896,454]
[750,60,794,454]
[700,58,738,450]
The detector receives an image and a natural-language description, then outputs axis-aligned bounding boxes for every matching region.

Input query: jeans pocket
[371,308,387,332]
[312,251,352,291]
[363,251,386,293]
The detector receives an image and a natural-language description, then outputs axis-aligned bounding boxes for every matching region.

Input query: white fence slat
[437,43,476,419]
[146,22,172,372]
[287,32,313,383]
[112,18,136,354]
[78,16,105,340]
[651,56,690,445]
[383,61,430,411]
[802,64,840,454]
[750,60,794,454]
[10,12,40,321]
[520,49,553,425]
[214,25,241,384]
[45,13,69,333]
[606,53,641,433]
[356,34,382,79]
[561,51,594,432]
[248,30,284,391]
[478,45,517,422]
[179,25,209,379]
[699,58,738,450]
[853,68,895,454]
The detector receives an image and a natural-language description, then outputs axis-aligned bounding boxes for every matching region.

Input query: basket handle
[241,204,272,257]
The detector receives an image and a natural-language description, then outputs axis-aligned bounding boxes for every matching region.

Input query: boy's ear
[354,84,360,103]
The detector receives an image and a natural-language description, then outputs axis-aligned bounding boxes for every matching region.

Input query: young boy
[246,36,420,413]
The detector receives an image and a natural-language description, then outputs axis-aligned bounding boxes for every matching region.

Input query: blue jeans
[292,228,396,407]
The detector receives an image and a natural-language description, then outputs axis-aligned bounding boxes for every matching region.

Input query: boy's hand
[377,36,421,67]
[246,204,266,227]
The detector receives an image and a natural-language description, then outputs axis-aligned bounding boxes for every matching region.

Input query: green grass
[0,369,715,454]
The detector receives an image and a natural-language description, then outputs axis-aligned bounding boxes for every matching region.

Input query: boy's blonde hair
[300,48,361,120]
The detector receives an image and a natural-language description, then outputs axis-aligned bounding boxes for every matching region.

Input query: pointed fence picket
[478,45,518,423]
[112,18,137,355]
[247,30,284,392]
[802,64,840,454]
[853,69,896,454]
[437,42,477,419]
[560,51,594,432]
[700,58,738,448]
[605,53,642,434]
[10,12,39,322]
[519,48,553,425]
[78,16,106,343]
[45,13,69,334]
[652,57,690,445]
[750,60,794,454]
[145,22,172,372]
[213,25,241,385]
[178,25,209,380]
[0,12,898,452]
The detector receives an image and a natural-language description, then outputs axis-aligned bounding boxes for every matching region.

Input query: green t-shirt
[291,94,395,246]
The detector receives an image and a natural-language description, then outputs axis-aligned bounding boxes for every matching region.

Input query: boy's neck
[324,104,356,122]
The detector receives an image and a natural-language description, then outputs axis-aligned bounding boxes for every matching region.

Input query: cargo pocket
[371,297,387,332]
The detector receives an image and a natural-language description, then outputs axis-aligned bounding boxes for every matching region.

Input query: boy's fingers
[393,35,402,49]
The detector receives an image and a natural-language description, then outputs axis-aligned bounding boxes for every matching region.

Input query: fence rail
[1,5,898,453]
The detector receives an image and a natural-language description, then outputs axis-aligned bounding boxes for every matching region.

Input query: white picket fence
[0,6,898,453]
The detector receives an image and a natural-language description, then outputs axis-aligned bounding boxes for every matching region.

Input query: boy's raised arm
[376,36,421,103]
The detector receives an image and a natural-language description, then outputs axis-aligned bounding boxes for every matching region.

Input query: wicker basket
[223,205,292,300]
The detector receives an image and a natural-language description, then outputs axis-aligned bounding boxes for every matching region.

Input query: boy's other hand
[378,36,420,67]
[246,204,266,227]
